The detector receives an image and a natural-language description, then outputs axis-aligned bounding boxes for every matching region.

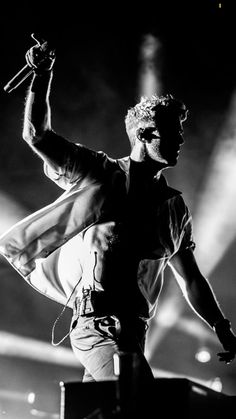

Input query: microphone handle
[3,64,34,93]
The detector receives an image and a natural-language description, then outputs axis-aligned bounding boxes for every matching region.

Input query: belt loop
[73,290,112,318]
[73,289,94,317]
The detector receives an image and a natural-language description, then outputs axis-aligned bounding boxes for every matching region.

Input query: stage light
[113,353,120,377]
[145,281,184,361]
[195,347,211,363]
[30,408,60,418]
[193,93,236,275]
[145,91,236,365]
[0,331,81,368]
[27,392,36,405]
[208,377,223,392]
[138,34,163,97]
[0,191,27,235]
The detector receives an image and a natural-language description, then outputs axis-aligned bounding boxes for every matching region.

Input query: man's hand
[25,33,55,74]
[214,319,236,364]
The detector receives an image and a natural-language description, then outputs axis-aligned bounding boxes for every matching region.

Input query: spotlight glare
[209,377,223,392]
[195,348,211,363]
[0,331,81,367]
[139,34,162,97]
[27,392,36,404]
[113,353,120,376]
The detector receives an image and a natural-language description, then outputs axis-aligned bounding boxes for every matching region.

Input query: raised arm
[169,248,236,364]
[22,37,55,148]
[22,40,76,182]
[21,38,100,189]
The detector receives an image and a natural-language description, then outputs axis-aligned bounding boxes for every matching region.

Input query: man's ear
[136,127,146,143]
[136,127,156,143]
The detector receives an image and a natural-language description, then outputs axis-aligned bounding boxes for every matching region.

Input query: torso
[57,170,164,317]
[56,161,187,319]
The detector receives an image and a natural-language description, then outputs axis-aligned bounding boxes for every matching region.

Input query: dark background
[1,1,236,417]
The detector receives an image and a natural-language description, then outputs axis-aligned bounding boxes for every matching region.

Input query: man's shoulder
[96,153,130,173]
[160,174,182,201]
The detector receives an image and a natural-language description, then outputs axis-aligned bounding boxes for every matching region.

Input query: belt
[73,289,113,317]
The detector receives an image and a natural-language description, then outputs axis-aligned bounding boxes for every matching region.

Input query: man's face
[143,113,184,167]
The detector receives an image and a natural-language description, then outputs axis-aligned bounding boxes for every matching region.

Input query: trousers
[70,313,156,417]
[69,313,154,383]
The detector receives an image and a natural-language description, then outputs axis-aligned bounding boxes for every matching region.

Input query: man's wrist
[34,67,53,76]
[30,70,53,93]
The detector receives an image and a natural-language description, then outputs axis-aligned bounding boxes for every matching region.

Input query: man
[1,38,236,390]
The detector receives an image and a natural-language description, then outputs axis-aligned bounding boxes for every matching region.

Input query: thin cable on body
[51,278,82,346]
[51,250,99,346]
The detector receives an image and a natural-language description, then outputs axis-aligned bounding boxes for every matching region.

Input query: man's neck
[129,144,168,180]
[129,158,163,182]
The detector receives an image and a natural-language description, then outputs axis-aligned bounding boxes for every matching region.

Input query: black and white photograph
[0,1,236,418]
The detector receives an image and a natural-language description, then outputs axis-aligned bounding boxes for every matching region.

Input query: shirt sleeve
[34,130,106,190]
[179,201,196,252]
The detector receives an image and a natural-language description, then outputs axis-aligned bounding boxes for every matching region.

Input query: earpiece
[136,127,146,142]
[136,127,157,143]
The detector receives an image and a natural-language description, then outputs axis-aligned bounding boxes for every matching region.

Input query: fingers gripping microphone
[3,33,48,93]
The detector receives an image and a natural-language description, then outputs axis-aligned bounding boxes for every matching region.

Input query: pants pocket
[94,315,121,340]
[70,315,119,351]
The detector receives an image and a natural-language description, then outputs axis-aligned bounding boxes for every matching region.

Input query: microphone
[3,64,34,93]
[3,33,51,94]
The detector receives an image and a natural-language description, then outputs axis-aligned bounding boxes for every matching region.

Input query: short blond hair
[125,94,188,147]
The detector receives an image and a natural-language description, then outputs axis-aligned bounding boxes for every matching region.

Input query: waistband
[73,289,149,325]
